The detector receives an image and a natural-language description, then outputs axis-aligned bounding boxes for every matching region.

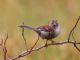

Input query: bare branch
[0,33,8,60]
[68,16,80,42]
[67,16,80,53]
[10,41,80,60]
[29,35,39,54]
[7,16,80,60]
[21,22,27,49]
[72,31,76,42]
[74,43,80,52]
[3,33,8,60]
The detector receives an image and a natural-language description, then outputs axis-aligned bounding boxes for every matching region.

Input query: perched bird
[19,20,60,45]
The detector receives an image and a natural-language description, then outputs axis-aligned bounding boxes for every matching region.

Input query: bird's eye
[53,23,58,28]
[53,24,56,27]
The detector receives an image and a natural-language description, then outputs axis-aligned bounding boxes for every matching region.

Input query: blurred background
[0,0,80,60]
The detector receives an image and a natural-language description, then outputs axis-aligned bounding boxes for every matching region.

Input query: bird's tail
[19,25,38,31]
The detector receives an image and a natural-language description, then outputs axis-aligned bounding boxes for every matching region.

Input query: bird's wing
[37,25,54,32]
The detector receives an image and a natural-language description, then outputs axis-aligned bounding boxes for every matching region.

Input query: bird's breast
[39,27,60,40]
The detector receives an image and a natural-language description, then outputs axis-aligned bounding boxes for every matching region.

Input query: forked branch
[0,16,80,60]
[8,16,80,60]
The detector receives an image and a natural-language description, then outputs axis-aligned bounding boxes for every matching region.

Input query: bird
[19,20,60,46]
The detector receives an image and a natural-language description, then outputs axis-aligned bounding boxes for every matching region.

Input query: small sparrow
[19,20,60,45]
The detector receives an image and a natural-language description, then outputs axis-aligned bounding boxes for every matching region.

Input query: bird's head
[48,20,59,29]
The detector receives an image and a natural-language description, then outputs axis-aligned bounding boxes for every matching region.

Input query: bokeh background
[0,0,80,60]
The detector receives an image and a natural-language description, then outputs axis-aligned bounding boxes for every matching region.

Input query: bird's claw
[51,41,54,44]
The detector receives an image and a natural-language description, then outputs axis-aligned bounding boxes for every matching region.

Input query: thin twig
[22,22,27,49]
[68,16,80,53]
[68,16,80,42]
[29,35,39,54]
[3,33,8,60]
[74,43,80,52]
[72,31,76,42]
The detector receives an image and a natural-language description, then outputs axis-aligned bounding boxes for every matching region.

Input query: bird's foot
[45,40,48,48]
[45,43,48,48]
[51,40,55,44]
